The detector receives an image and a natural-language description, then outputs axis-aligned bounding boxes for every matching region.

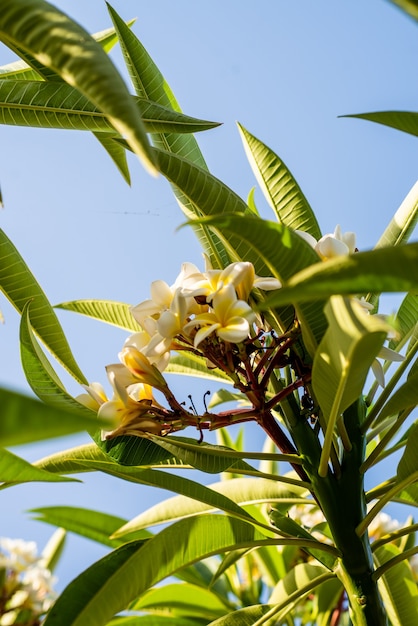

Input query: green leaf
[0,228,87,383]
[35,444,259,528]
[388,0,418,20]
[30,506,148,548]
[19,302,93,417]
[41,528,67,573]
[113,476,308,537]
[183,212,327,351]
[208,605,277,626]
[106,617,202,626]
[0,59,42,81]
[56,299,141,332]
[0,81,220,134]
[43,515,333,626]
[0,447,77,487]
[155,147,250,230]
[269,509,335,569]
[147,435,255,474]
[377,370,418,421]
[237,123,321,239]
[267,563,334,620]
[344,111,418,139]
[0,0,157,173]
[397,422,418,478]
[0,21,136,80]
[391,424,418,505]
[261,242,418,308]
[0,386,102,447]
[375,181,418,249]
[165,352,232,384]
[208,388,248,409]
[97,434,179,467]
[106,3,229,269]
[374,544,418,626]
[389,293,418,350]
[131,583,229,620]
[312,297,390,475]
[93,132,131,184]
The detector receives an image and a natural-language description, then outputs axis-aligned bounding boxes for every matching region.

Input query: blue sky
[0,0,417,591]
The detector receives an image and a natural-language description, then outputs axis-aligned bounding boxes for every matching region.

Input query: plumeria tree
[1,1,418,625]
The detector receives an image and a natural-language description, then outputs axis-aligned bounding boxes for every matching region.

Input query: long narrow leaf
[113,476,309,538]
[376,370,418,421]
[0,228,87,383]
[312,297,390,475]
[93,132,131,184]
[261,242,418,308]
[30,506,149,548]
[344,111,418,139]
[0,447,77,487]
[0,387,102,447]
[34,444,260,528]
[0,81,220,134]
[238,123,321,239]
[375,180,418,248]
[388,0,418,20]
[19,303,93,415]
[0,21,137,80]
[374,544,418,626]
[56,299,141,332]
[389,293,418,350]
[165,352,232,383]
[106,4,229,269]
[43,515,336,626]
[0,0,157,173]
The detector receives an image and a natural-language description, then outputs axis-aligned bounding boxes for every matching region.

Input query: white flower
[367,511,400,541]
[98,366,163,438]
[182,260,281,303]
[184,284,256,347]
[131,262,200,326]
[0,537,58,619]
[296,225,356,260]
[0,538,37,573]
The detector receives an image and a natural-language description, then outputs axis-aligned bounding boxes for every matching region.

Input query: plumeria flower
[315,224,356,259]
[184,284,256,347]
[122,330,170,373]
[98,366,162,438]
[118,342,168,390]
[131,262,200,327]
[145,288,192,359]
[0,537,58,620]
[76,382,108,411]
[367,511,400,541]
[183,260,281,303]
[296,224,356,260]
[0,538,38,573]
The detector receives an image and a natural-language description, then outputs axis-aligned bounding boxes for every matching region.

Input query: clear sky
[0,0,417,591]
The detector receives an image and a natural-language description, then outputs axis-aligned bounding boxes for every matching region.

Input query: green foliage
[0,3,417,626]
[0,0,157,173]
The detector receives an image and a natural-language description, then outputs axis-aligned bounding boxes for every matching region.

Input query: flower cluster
[78,225,402,440]
[0,538,57,625]
[78,259,281,439]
